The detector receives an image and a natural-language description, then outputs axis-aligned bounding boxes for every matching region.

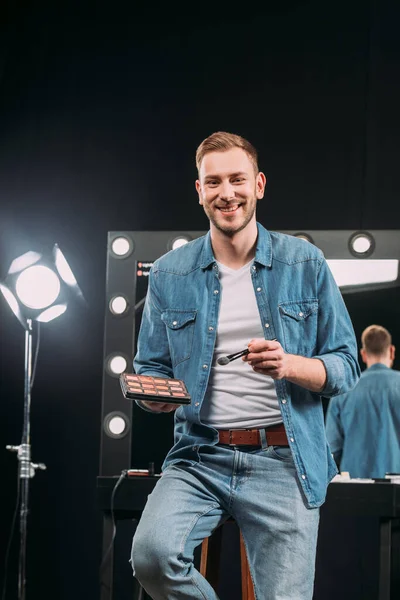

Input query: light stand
[6,319,46,600]
[1,244,86,600]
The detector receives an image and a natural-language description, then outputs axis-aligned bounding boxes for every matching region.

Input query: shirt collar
[254,223,272,267]
[366,363,391,372]
[200,223,272,269]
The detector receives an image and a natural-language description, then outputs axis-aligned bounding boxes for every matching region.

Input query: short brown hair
[195,131,259,174]
[361,325,392,355]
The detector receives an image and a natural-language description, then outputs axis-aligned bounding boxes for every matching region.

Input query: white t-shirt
[200,260,282,429]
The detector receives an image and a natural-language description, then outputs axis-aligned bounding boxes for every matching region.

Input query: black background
[1,1,400,599]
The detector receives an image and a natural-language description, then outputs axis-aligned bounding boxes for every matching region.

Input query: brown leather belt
[217,423,288,447]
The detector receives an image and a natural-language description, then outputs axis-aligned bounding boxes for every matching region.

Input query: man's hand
[141,401,178,413]
[243,338,327,392]
[243,338,288,379]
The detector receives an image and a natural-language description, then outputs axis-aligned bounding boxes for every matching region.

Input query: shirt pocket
[278,300,318,356]
[161,309,197,367]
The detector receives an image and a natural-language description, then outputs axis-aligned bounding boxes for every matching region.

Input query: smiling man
[196,144,264,240]
[130,131,360,599]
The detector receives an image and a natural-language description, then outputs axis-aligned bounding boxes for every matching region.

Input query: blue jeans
[131,444,320,599]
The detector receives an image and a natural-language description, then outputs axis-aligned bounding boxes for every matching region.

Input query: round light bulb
[15,265,61,309]
[111,237,131,256]
[352,235,371,254]
[172,238,189,250]
[109,355,127,375]
[110,296,128,315]
[108,415,127,436]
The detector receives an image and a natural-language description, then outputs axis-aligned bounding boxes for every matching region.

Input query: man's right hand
[141,401,178,413]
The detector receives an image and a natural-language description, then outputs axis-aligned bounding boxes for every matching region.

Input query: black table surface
[96,475,400,518]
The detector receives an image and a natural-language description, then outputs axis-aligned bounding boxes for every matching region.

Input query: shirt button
[281,399,287,404]
[298,312,304,317]
[195,402,200,407]
[214,290,219,294]
[172,320,177,326]
[265,323,270,328]
[257,287,262,292]
[290,437,294,443]
[301,474,306,480]
[203,364,208,369]
[208,326,214,331]
[252,265,256,271]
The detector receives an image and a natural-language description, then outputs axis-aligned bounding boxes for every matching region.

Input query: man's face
[195,147,266,237]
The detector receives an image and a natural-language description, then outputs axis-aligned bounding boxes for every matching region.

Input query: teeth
[220,205,240,212]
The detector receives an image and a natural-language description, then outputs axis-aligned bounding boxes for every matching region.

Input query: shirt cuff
[315,353,345,396]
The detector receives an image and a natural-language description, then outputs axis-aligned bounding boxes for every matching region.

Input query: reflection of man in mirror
[326,324,400,478]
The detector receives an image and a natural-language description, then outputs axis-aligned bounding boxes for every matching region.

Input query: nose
[219,181,235,202]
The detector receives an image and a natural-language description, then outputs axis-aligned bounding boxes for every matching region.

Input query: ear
[390,344,395,361]
[195,180,203,205]
[360,348,367,365]
[256,172,267,199]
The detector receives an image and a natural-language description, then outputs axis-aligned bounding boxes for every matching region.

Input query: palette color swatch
[120,373,191,405]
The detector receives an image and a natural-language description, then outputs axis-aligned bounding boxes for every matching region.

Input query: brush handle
[226,348,250,362]
[224,339,278,364]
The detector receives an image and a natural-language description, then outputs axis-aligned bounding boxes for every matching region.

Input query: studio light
[1,243,85,600]
[0,283,22,321]
[0,243,85,328]
[110,235,133,258]
[37,304,68,323]
[54,245,79,285]
[109,295,129,316]
[169,235,191,250]
[8,250,42,274]
[16,265,60,309]
[103,411,130,439]
[106,353,128,376]
[348,231,375,258]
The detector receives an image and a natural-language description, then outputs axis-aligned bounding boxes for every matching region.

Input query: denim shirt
[326,364,400,478]
[134,223,360,508]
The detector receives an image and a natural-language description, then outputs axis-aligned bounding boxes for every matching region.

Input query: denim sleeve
[325,396,345,455]
[314,258,360,397]
[133,268,174,381]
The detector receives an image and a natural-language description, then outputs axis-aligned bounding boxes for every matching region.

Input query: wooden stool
[200,520,255,600]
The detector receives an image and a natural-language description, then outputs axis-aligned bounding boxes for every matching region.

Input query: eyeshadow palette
[120,373,191,405]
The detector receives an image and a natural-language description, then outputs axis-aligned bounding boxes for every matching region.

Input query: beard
[204,194,258,237]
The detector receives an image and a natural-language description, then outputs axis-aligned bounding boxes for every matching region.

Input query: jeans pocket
[166,458,198,469]
[269,445,293,462]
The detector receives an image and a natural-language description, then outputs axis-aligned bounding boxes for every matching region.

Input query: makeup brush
[217,339,278,366]
[217,348,250,365]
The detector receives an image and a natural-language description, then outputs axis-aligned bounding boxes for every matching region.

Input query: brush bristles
[217,356,230,365]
